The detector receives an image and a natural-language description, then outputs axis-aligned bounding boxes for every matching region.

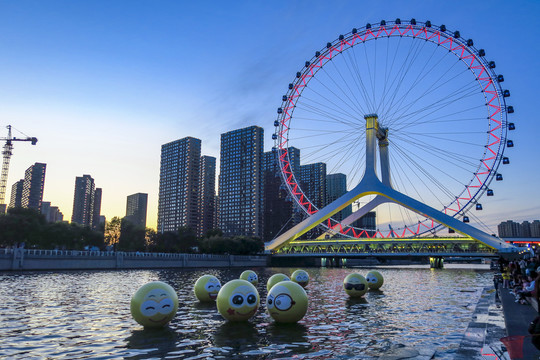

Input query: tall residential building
[262,147,301,242]
[157,137,201,233]
[92,188,102,230]
[198,155,216,237]
[219,126,264,238]
[71,175,95,227]
[8,179,24,208]
[531,221,540,238]
[300,162,327,209]
[126,193,148,228]
[326,173,352,222]
[521,221,532,238]
[40,201,63,223]
[21,162,46,211]
[352,211,377,237]
[498,220,522,238]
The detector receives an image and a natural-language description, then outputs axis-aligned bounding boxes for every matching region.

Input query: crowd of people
[500,254,540,305]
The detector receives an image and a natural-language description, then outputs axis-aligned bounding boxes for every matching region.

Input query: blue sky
[0,0,538,232]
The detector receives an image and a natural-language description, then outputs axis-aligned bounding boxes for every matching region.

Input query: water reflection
[0,266,493,359]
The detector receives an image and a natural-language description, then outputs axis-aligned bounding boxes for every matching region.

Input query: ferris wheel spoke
[319,64,368,117]
[379,38,428,120]
[391,86,484,132]
[298,132,361,164]
[326,136,365,175]
[386,70,478,128]
[383,47,458,125]
[343,51,374,114]
[392,133,480,168]
[333,53,372,115]
[298,95,361,126]
[387,65,472,126]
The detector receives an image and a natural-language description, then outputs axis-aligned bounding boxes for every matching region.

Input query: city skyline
[1,1,539,233]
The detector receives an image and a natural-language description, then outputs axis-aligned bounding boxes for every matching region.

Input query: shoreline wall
[0,248,269,271]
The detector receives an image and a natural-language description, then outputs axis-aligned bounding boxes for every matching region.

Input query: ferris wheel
[272,19,514,239]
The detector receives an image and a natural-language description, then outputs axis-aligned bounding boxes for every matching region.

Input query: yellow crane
[0,125,38,212]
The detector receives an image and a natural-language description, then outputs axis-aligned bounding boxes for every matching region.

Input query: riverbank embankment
[0,248,269,271]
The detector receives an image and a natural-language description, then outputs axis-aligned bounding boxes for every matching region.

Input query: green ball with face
[131,281,179,328]
[217,279,260,322]
[266,273,290,292]
[267,281,308,323]
[366,271,384,290]
[291,269,310,288]
[194,275,221,302]
[240,270,258,286]
[343,273,368,298]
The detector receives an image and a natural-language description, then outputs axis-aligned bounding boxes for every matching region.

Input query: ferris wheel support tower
[265,114,515,252]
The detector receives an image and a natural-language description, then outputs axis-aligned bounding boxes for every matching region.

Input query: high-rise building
[300,162,326,209]
[326,173,352,222]
[531,221,540,238]
[198,155,216,237]
[352,211,377,237]
[219,126,264,238]
[39,201,63,222]
[8,179,24,208]
[72,175,95,227]
[498,220,522,238]
[92,188,102,230]
[157,137,201,233]
[262,147,301,242]
[21,162,46,211]
[126,192,148,228]
[521,221,532,238]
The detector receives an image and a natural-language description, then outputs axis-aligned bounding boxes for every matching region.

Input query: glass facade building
[21,162,46,211]
[126,192,148,228]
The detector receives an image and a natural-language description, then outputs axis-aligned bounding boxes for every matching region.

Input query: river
[0,265,494,359]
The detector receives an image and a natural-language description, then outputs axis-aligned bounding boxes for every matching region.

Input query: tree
[118,218,146,251]
[0,207,46,248]
[104,216,122,248]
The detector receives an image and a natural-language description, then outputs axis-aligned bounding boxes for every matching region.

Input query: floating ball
[291,269,309,288]
[343,273,368,298]
[240,270,258,286]
[366,271,384,290]
[267,273,290,292]
[217,279,260,322]
[194,275,221,302]
[267,281,308,323]
[131,281,178,328]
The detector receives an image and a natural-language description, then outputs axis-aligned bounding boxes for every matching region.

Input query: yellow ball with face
[217,279,260,322]
[366,271,384,290]
[240,270,258,286]
[266,273,290,292]
[267,281,308,323]
[343,273,368,298]
[291,269,310,288]
[194,275,221,302]
[130,281,179,328]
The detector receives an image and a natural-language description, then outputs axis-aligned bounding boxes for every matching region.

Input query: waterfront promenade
[0,248,268,271]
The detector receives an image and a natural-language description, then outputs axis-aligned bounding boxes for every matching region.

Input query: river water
[0,265,494,359]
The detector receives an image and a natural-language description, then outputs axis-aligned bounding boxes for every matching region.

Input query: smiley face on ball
[291,269,310,288]
[194,275,221,302]
[343,273,368,298]
[217,279,259,322]
[366,271,384,290]
[131,281,178,328]
[240,270,258,286]
[267,281,308,323]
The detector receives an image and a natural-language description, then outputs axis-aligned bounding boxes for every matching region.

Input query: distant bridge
[271,237,528,258]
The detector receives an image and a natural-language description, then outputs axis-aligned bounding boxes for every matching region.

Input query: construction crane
[0,125,38,209]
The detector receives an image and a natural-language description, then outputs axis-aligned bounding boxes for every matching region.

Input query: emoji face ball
[217,279,260,322]
[131,281,178,328]
[267,281,308,323]
[343,273,368,298]
[194,275,221,302]
[267,273,290,292]
[366,271,384,290]
[291,269,310,288]
[240,270,258,286]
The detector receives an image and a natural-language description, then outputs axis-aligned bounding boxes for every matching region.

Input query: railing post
[12,248,24,270]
